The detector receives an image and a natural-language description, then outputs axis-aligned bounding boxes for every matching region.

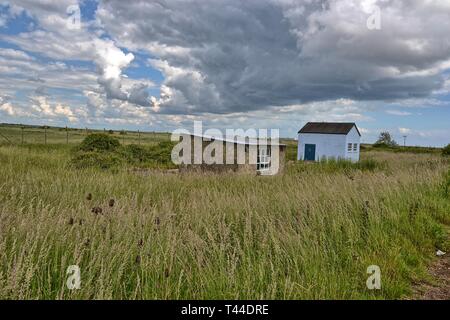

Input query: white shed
[297,122,361,162]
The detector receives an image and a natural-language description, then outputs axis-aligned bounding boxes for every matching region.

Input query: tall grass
[288,158,386,175]
[0,145,448,299]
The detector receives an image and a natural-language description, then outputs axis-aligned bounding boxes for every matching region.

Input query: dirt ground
[412,252,450,300]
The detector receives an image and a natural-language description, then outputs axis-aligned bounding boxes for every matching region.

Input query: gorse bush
[70,151,123,169]
[148,141,176,164]
[71,135,176,169]
[71,134,122,169]
[119,144,151,163]
[118,142,176,167]
[78,134,120,152]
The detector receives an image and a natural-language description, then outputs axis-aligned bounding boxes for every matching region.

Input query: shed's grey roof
[183,134,286,146]
[298,122,361,136]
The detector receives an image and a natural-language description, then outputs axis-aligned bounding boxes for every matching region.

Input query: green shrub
[71,135,177,169]
[78,134,120,152]
[148,141,176,164]
[118,142,176,167]
[119,144,151,163]
[70,151,123,169]
[442,144,450,157]
[71,134,122,169]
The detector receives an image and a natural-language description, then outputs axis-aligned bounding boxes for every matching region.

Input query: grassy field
[0,123,171,145]
[361,143,443,155]
[0,124,449,299]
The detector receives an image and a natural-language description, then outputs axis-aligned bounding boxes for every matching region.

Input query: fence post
[138,130,141,145]
[66,126,69,144]
[44,126,47,144]
[122,130,125,145]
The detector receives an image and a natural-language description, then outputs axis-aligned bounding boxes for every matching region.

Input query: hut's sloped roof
[298,122,361,136]
[184,134,286,146]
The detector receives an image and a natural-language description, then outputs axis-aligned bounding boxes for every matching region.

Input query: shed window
[347,143,353,152]
[257,146,271,172]
[353,143,358,151]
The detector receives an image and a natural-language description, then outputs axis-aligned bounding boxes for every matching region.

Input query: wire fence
[0,125,171,146]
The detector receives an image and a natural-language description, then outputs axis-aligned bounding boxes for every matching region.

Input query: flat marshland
[0,131,448,299]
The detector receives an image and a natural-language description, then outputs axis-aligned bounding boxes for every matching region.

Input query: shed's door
[304,144,316,161]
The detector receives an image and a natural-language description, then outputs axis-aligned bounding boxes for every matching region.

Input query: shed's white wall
[345,126,361,162]
[297,126,361,162]
[297,133,347,161]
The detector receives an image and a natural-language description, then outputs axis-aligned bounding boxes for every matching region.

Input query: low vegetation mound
[147,141,176,164]
[119,144,152,164]
[71,134,176,169]
[71,151,123,169]
[78,133,120,152]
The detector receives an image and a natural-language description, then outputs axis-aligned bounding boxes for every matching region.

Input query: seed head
[91,207,103,215]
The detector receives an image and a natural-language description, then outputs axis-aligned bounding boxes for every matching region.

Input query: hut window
[347,143,353,152]
[257,146,271,172]
[353,143,358,151]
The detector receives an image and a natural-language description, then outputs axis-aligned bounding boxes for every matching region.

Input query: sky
[0,0,449,146]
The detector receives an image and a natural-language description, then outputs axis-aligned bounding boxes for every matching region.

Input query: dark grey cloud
[97,0,450,114]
